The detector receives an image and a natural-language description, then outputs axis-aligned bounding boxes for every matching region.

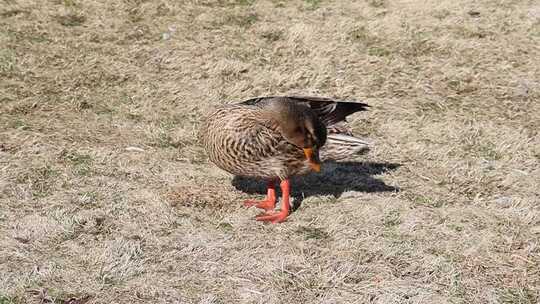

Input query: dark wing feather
[239,95,369,126]
[239,96,271,106]
[286,96,369,125]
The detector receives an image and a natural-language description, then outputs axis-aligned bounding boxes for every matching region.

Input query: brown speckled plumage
[199,96,370,180]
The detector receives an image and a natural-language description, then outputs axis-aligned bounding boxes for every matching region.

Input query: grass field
[1,0,539,303]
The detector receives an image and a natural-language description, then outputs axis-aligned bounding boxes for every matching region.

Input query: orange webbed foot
[243,180,277,211]
[255,210,289,224]
[243,199,276,211]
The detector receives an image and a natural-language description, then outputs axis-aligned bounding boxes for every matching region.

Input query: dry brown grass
[1,0,539,303]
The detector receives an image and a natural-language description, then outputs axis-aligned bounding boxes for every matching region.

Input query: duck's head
[270,101,327,172]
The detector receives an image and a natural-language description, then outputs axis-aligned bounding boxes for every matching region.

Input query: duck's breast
[200,106,309,179]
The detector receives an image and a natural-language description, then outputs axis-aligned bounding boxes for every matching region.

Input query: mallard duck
[199,96,370,223]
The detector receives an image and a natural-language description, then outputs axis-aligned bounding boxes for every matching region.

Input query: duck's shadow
[232,161,400,210]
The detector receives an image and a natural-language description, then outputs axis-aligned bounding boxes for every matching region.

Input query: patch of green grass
[99,274,116,286]
[155,3,172,16]
[433,9,451,20]
[272,1,285,8]
[349,26,382,48]
[445,79,477,96]
[296,226,330,240]
[398,28,437,57]
[461,136,503,161]
[65,152,92,165]
[153,132,182,148]
[78,191,98,204]
[148,119,185,148]
[217,222,233,231]
[76,100,91,110]
[2,26,51,44]
[405,37,435,57]
[0,49,17,74]
[0,295,17,304]
[94,105,116,115]
[349,26,370,42]
[28,289,92,304]
[261,30,283,42]
[212,12,259,28]
[529,21,540,37]
[230,13,259,28]
[126,112,143,122]
[381,229,406,243]
[383,210,401,227]
[225,47,255,63]
[16,165,59,198]
[449,270,465,298]
[127,7,144,23]
[367,0,385,8]
[410,194,443,208]
[0,9,27,18]
[414,100,448,116]
[8,119,30,130]
[61,0,78,7]
[447,224,464,232]
[37,166,58,179]
[64,151,93,176]
[56,13,86,26]
[368,46,390,57]
[304,0,322,10]
[447,79,461,91]
[499,287,538,304]
[233,0,255,5]
[454,25,490,39]
[478,142,503,160]
[200,0,255,7]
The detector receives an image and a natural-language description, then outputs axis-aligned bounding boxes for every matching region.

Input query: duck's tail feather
[320,133,371,161]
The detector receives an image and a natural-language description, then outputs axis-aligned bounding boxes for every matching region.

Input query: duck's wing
[239,95,369,126]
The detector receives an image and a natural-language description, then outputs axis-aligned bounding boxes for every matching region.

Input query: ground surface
[1,0,540,303]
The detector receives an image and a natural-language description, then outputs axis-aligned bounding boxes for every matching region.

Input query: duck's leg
[256,179,290,223]
[243,180,276,211]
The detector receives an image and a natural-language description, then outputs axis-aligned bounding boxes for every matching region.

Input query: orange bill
[303,148,321,172]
